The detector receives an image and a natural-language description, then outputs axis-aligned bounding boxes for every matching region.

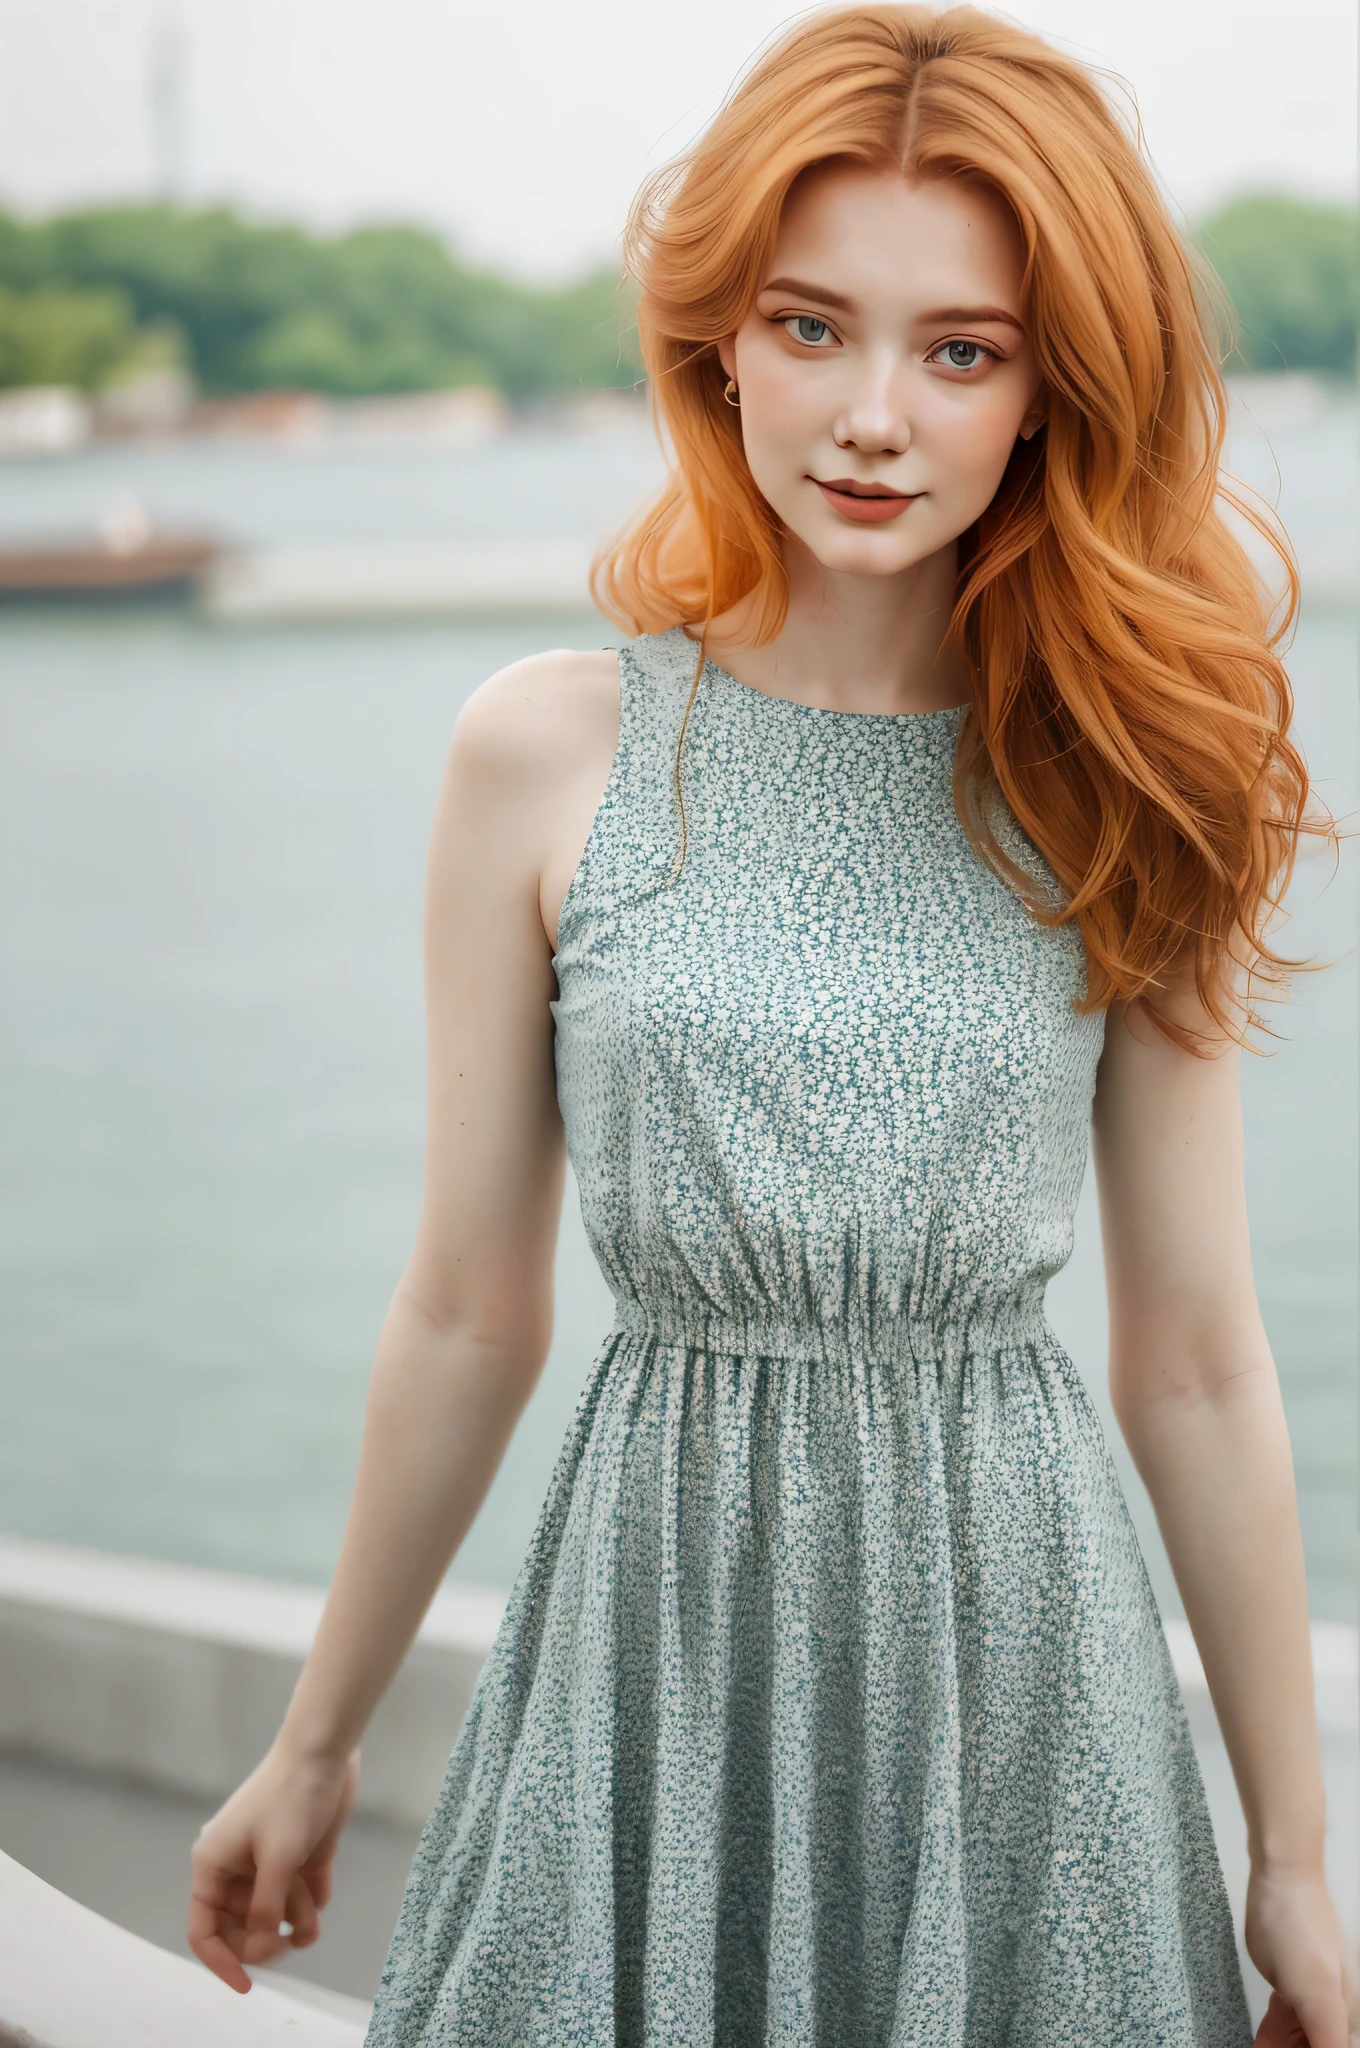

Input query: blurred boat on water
[0,496,218,603]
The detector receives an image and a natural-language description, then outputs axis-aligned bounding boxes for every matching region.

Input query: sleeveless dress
[364,626,1252,2047]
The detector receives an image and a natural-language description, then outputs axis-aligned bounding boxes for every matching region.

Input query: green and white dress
[364,626,1252,2046]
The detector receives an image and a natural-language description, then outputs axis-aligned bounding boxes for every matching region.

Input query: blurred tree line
[0,191,1352,400]
[1195,193,1358,378]
[0,207,642,399]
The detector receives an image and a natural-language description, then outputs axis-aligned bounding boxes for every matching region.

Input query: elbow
[391,1266,555,1381]
[1106,1308,1275,1428]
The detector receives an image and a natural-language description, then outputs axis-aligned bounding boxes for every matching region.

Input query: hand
[1246,1860,1360,2048]
[188,1742,361,1993]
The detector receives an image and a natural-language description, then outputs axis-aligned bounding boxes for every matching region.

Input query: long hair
[592,3,1329,1050]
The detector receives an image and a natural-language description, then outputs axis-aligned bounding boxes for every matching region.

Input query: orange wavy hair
[592,2,1329,1050]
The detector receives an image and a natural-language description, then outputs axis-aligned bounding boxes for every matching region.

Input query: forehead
[766,163,1028,310]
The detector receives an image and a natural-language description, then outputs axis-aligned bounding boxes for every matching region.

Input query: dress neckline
[680,634,969,727]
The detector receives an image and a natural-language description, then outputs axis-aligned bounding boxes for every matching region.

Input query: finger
[1252,1992,1308,2048]
[188,1881,255,1995]
[187,1923,253,1996]
[190,1830,255,1888]
[245,1857,296,1950]
[223,1873,258,1913]
[299,1852,334,1911]
[284,1872,321,1948]
[188,1844,247,1908]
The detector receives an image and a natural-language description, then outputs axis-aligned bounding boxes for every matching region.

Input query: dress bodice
[551,626,1106,1365]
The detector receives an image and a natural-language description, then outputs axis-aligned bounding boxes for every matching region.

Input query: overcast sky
[0,0,1353,281]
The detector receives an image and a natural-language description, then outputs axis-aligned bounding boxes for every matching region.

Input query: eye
[931,339,997,372]
[783,314,838,347]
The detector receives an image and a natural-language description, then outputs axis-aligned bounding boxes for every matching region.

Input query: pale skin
[189,164,1358,2041]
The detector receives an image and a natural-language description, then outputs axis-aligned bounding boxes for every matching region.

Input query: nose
[831,351,911,458]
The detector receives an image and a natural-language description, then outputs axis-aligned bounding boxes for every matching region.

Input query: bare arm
[1092,989,1356,2042]
[274,675,570,1763]
[189,647,619,1990]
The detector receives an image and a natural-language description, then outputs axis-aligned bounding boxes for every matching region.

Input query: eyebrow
[760,275,857,312]
[759,277,1025,332]
[921,304,1026,332]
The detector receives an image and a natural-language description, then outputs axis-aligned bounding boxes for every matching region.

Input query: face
[718,164,1044,577]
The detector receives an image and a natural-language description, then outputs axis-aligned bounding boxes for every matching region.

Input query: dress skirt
[362,1317,1251,2046]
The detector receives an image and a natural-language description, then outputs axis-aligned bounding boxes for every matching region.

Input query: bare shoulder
[429,650,621,932]
[449,647,620,795]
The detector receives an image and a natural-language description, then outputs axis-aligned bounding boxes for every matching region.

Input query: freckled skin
[718,165,1044,580]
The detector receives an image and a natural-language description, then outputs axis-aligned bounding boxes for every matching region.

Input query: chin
[801,526,929,577]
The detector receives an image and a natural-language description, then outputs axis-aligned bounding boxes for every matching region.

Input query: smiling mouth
[816,477,913,497]
[812,476,920,523]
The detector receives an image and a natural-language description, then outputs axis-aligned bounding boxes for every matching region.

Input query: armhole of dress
[551,642,639,955]
[554,633,696,953]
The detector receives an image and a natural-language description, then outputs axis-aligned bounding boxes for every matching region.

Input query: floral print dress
[364,626,1252,2047]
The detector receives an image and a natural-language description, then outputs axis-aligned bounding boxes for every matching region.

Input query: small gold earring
[723,377,740,408]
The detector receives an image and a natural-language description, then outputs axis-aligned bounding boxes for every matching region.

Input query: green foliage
[0,204,642,400]
[1193,193,1359,377]
[0,281,141,391]
[103,319,189,387]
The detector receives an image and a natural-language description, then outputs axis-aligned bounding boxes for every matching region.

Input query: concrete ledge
[0,1848,367,2047]
[202,537,599,622]
[0,1538,506,1830]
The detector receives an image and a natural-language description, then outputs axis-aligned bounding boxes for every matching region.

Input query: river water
[1,398,1355,1622]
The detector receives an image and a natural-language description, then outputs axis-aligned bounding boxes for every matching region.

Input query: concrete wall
[0,1536,507,1830]
[0,1847,369,2047]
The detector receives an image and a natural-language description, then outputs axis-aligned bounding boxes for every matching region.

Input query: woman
[188,8,1357,2043]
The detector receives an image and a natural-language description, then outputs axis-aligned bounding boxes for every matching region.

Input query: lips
[812,476,920,524]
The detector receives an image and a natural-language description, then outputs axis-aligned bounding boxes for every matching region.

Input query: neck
[702,534,972,715]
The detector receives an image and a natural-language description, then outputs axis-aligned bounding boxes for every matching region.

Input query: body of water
[1,403,1356,1621]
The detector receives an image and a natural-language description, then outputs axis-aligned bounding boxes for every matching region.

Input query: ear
[716,334,738,381]
[1018,387,1048,442]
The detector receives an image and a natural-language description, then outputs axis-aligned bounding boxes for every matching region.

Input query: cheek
[924,392,1026,489]
[737,348,826,451]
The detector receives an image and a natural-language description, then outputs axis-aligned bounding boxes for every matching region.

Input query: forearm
[276,1284,547,1764]
[1115,1359,1326,1870]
